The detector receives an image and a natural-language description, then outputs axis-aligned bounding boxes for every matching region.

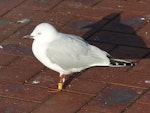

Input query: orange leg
[58,75,66,90]
[49,75,66,92]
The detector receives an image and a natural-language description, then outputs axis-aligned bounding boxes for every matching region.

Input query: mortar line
[47,0,65,12]
[23,66,47,84]
[84,11,123,40]
[0,56,20,70]
[90,0,104,7]
[0,0,27,17]
[74,84,110,113]
[0,22,30,43]
[0,94,42,103]
[120,87,150,113]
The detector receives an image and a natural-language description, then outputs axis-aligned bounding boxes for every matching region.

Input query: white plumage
[24,23,135,91]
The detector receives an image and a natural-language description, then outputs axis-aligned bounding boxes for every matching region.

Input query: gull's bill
[22,35,34,39]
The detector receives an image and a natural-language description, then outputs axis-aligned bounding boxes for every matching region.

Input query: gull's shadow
[83,13,150,59]
[64,13,150,88]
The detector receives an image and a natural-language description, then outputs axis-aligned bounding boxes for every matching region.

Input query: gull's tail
[109,58,135,67]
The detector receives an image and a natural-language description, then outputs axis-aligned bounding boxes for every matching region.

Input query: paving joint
[121,87,150,113]
[0,0,27,17]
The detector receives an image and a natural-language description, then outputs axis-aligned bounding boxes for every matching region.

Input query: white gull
[23,23,135,91]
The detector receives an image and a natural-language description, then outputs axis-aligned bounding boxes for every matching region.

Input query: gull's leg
[58,75,66,91]
[49,75,66,92]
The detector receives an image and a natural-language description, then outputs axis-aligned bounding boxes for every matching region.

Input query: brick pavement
[0,0,150,113]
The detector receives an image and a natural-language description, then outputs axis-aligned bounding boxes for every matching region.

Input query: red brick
[0,44,33,56]
[53,2,87,15]
[131,54,150,74]
[32,11,74,25]
[0,26,14,42]
[88,42,116,52]
[126,0,137,2]
[2,7,36,22]
[136,23,150,47]
[31,92,92,113]
[138,0,150,4]
[138,90,150,104]
[89,31,148,48]
[19,0,62,11]
[62,16,108,37]
[0,18,25,42]
[95,0,127,10]
[0,82,53,102]
[28,66,107,94]
[95,0,150,13]
[64,0,99,6]
[125,2,150,13]
[0,54,16,66]
[0,57,44,83]
[0,98,38,113]
[109,71,150,89]
[103,12,147,33]
[27,70,59,88]
[2,1,65,24]
[53,1,121,20]
[80,85,143,113]
[65,78,106,95]
[79,66,129,83]
[0,0,24,16]
[78,109,98,113]
[28,68,106,95]
[110,46,149,61]
[124,102,150,113]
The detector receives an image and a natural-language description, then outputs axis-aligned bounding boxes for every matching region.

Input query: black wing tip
[110,58,136,67]
[126,62,136,66]
[111,62,136,67]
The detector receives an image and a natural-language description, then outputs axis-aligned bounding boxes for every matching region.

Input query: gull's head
[23,23,58,40]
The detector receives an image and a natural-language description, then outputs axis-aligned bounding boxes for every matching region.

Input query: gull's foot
[49,82,63,92]
[48,75,66,93]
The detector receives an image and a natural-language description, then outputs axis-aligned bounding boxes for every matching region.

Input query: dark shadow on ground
[82,13,150,59]
[65,13,150,88]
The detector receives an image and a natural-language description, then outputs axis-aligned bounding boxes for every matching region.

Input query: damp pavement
[0,0,150,113]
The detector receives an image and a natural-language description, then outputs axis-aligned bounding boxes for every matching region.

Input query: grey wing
[46,34,110,70]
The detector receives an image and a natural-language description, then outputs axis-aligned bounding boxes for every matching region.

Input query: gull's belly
[32,41,64,75]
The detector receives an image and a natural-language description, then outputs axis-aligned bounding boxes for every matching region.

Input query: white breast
[32,40,65,75]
